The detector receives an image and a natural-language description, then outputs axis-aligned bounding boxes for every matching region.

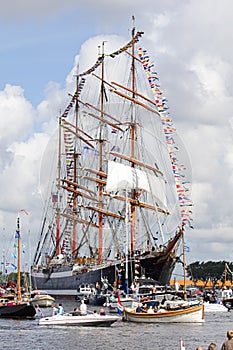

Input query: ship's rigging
[32,19,193,292]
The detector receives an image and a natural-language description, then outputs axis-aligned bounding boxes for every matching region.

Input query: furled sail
[106,160,167,209]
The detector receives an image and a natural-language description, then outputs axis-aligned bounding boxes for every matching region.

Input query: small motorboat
[39,310,119,327]
[204,302,228,312]
[30,290,55,307]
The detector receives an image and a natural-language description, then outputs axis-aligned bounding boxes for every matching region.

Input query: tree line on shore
[186,260,233,285]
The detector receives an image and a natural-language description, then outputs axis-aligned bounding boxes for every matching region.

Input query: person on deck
[221,330,233,350]
[147,306,154,314]
[35,304,43,317]
[208,343,216,350]
[53,303,59,315]
[72,307,79,316]
[99,308,106,316]
[136,303,145,313]
[80,300,87,315]
[161,295,167,305]
[57,303,64,315]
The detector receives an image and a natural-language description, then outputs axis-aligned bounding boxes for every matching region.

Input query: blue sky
[0,2,146,105]
[1,10,96,105]
[1,0,233,273]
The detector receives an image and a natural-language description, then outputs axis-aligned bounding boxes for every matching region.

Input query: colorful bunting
[138,48,193,228]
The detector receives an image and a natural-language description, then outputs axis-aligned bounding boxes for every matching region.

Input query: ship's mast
[98,42,105,263]
[72,75,79,255]
[182,228,187,300]
[125,16,137,294]
[130,15,136,252]
[55,115,62,256]
[72,153,78,254]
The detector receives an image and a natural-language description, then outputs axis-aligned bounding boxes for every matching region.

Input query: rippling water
[1,300,233,350]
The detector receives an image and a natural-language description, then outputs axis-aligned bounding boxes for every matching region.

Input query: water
[0,300,233,350]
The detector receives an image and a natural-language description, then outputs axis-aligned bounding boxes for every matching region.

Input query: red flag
[117,292,123,307]
[180,339,185,350]
[19,209,29,215]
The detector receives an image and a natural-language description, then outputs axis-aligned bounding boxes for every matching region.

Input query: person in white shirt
[80,300,87,315]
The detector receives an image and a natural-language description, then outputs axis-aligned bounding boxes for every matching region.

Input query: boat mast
[98,42,105,263]
[16,217,21,300]
[72,75,79,255]
[182,228,187,300]
[130,15,136,252]
[56,115,62,256]
[72,153,78,254]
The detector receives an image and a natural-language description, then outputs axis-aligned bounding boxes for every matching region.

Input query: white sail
[106,161,167,208]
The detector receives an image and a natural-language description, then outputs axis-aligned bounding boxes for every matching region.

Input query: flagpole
[182,228,187,301]
[125,190,129,295]
[17,217,21,301]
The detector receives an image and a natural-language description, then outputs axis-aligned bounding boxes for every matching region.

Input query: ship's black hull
[31,231,182,296]
[31,253,177,296]
[0,303,36,318]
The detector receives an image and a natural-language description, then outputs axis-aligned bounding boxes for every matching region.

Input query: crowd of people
[196,330,233,350]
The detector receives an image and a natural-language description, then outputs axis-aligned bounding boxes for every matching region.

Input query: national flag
[117,292,124,315]
[52,194,58,203]
[180,339,185,350]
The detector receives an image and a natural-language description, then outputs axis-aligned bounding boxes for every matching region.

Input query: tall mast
[98,42,105,263]
[130,15,136,252]
[182,228,187,300]
[56,115,62,256]
[17,217,21,300]
[72,153,78,254]
[72,75,79,255]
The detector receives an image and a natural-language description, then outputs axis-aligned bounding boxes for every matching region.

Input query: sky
[1,0,233,276]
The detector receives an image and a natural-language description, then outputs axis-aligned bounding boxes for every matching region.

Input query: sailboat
[31,18,193,297]
[0,217,36,318]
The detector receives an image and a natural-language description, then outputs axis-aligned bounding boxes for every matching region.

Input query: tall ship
[31,19,193,297]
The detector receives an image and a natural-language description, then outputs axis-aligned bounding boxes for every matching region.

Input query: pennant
[15,230,20,239]
[138,47,193,225]
[10,263,17,271]
[19,209,29,215]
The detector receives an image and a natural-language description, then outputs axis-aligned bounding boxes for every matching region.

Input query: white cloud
[0,84,34,142]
